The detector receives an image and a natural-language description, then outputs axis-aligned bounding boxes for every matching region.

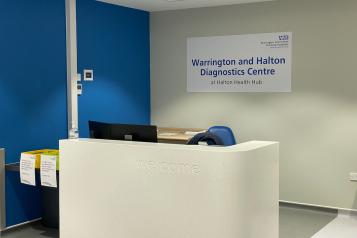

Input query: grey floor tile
[280,205,337,238]
[0,205,339,238]
[1,222,58,238]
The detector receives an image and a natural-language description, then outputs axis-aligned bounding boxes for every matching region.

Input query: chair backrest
[208,126,236,146]
[187,132,223,146]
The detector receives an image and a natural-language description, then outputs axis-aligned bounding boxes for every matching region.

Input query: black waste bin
[41,171,59,229]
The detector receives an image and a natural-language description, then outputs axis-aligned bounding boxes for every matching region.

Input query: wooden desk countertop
[157,127,206,143]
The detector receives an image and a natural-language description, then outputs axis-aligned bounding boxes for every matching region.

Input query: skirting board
[1,218,42,232]
[0,149,6,231]
[280,200,357,214]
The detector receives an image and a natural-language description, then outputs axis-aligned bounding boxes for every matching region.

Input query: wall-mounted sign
[187,32,292,92]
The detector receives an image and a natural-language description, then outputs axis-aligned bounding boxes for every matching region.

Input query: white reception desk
[60,139,279,238]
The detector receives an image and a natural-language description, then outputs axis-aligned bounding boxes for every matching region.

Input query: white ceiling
[97,0,274,12]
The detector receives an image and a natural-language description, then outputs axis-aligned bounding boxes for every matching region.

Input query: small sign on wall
[187,32,292,92]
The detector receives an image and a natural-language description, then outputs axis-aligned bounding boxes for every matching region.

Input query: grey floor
[0,222,58,238]
[0,204,337,238]
[280,204,337,238]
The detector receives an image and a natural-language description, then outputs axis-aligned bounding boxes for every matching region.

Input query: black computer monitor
[89,121,158,143]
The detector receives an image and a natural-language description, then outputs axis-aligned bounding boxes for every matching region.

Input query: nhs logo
[279,35,289,41]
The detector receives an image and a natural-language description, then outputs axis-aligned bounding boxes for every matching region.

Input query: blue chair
[208,126,236,146]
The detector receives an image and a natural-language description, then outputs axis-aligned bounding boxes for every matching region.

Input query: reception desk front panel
[60,139,279,238]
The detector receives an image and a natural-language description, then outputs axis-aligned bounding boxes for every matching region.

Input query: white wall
[150,0,357,209]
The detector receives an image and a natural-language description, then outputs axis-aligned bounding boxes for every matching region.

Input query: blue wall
[0,0,150,227]
[77,0,151,137]
[0,0,67,227]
